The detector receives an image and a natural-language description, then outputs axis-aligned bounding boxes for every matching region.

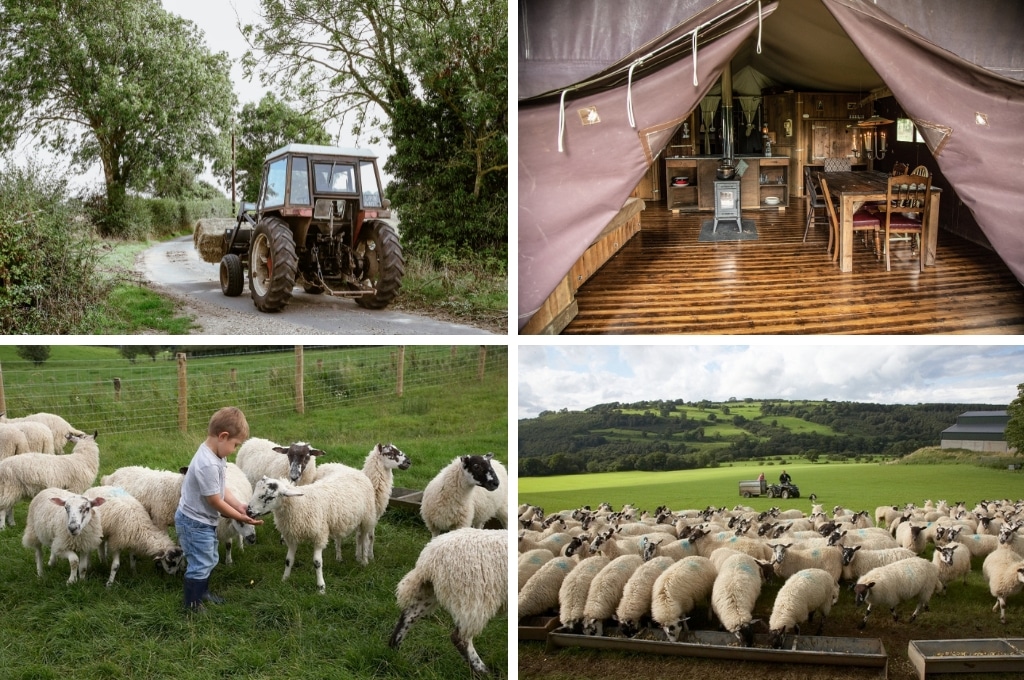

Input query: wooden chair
[883,173,932,271]
[911,165,930,177]
[891,162,909,176]
[819,174,881,263]
[803,165,832,247]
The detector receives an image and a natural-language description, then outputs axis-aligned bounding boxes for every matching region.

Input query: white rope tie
[557,89,569,153]
[692,28,699,86]
[626,60,642,128]
[756,1,763,53]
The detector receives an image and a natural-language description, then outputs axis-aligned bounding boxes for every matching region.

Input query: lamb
[235,438,325,487]
[711,552,774,646]
[840,545,916,582]
[0,432,101,529]
[218,463,256,564]
[83,486,183,586]
[518,556,576,618]
[0,424,29,460]
[21,487,105,584]
[518,548,555,591]
[558,555,611,633]
[1,412,85,452]
[616,556,675,637]
[768,568,840,648]
[420,453,501,537]
[769,543,842,582]
[6,420,55,454]
[246,474,377,593]
[101,465,185,531]
[982,539,1024,622]
[933,543,971,589]
[651,555,718,641]
[582,554,645,636]
[389,527,507,675]
[853,556,942,629]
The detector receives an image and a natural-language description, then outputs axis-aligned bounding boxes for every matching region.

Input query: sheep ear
[91,497,105,507]
[282,487,304,498]
[865,581,876,589]
[272,446,288,454]
[49,497,67,508]
[310,448,326,457]
[484,452,494,461]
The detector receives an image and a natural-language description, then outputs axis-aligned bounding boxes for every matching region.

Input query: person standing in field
[174,406,263,612]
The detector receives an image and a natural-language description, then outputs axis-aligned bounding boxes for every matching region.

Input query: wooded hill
[518,398,1005,477]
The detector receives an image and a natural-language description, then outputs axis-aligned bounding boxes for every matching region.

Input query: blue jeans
[175,510,219,580]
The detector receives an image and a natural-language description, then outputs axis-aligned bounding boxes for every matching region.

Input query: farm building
[940,411,1012,453]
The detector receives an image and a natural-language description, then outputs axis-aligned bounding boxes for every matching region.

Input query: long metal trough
[908,639,1024,680]
[547,627,887,673]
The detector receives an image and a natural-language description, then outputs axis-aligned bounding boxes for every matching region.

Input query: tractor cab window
[360,160,382,207]
[313,162,357,194]
[263,158,288,208]
[289,157,311,205]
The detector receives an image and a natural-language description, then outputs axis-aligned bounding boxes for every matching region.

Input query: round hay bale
[194,218,236,264]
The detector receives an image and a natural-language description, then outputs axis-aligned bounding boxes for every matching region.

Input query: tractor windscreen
[313,162,357,194]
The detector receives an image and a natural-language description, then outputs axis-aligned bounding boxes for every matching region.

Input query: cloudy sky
[518,344,1024,419]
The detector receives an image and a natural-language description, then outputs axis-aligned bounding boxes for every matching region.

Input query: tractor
[197,144,404,313]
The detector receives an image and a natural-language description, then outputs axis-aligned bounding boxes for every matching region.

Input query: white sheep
[518,556,576,618]
[246,474,377,593]
[616,556,675,637]
[853,556,941,629]
[711,552,773,645]
[1,412,85,452]
[0,424,30,460]
[471,456,508,530]
[519,530,576,556]
[982,542,1024,623]
[651,555,718,641]
[21,487,105,584]
[954,530,1000,558]
[0,432,100,529]
[582,554,645,636]
[895,522,929,554]
[769,543,842,582]
[218,463,256,565]
[83,486,184,586]
[518,549,555,591]
[420,453,501,537]
[6,421,54,454]
[932,543,971,590]
[317,442,411,523]
[768,568,840,648]
[389,527,507,675]
[840,545,916,582]
[558,555,611,633]
[235,438,325,487]
[101,465,185,531]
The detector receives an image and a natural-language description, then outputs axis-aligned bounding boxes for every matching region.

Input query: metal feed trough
[908,639,1024,680]
[388,486,423,511]
[547,627,887,675]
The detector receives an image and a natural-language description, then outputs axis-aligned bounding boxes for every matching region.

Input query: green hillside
[519,398,1005,477]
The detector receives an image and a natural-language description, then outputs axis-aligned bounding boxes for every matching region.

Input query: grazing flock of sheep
[0,411,509,674]
[518,497,1024,648]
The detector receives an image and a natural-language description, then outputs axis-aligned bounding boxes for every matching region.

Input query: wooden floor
[563,200,1024,334]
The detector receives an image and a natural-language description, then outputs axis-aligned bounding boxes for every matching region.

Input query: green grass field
[0,349,508,680]
[518,460,1022,517]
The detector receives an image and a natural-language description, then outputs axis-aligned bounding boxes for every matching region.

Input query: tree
[0,0,236,235]
[217,94,331,203]
[1007,383,1024,455]
[16,346,50,366]
[242,0,507,254]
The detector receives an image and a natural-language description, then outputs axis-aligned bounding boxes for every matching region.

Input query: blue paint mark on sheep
[737,562,754,574]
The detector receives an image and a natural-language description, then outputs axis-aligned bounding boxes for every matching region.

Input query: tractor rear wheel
[352,221,404,309]
[249,217,298,312]
[219,254,244,297]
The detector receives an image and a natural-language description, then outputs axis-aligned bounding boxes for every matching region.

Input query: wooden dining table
[821,170,941,272]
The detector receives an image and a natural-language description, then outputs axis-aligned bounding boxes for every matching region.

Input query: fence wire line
[1,345,507,437]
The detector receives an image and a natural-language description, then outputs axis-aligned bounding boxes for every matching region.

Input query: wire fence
[0,345,507,436]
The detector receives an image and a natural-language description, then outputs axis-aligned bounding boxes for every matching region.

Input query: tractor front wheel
[352,221,404,309]
[219,254,244,297]
[249,217,298,312]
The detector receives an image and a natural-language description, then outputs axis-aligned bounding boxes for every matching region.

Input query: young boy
[175,406,263,612]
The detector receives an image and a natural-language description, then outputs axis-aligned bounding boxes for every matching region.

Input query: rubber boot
[201,578,225,605]
[183,578,206,612]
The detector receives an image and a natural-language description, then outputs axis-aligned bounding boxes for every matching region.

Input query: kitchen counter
[664,156,790,211]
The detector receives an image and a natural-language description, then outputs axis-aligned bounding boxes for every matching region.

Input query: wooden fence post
[396,346,405,397]
[477,345,487,381]
[0,360,6,415]
[177,353,188,433]
[113,378,121,402]
[230,368,237,387]
[295,345,305,414]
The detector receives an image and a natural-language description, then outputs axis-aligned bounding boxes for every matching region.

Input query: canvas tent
[518,0,1024,331]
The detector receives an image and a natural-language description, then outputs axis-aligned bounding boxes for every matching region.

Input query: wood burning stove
[713,180,742,233]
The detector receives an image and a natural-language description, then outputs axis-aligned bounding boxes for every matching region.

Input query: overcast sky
[518,344,1024,419]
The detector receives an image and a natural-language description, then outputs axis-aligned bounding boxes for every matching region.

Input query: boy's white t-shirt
[177,442,226,526]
